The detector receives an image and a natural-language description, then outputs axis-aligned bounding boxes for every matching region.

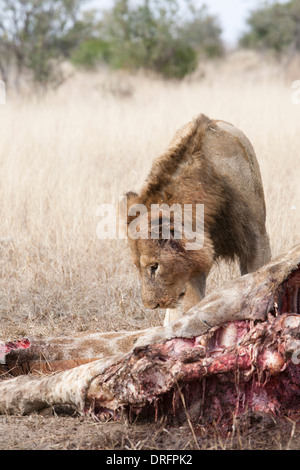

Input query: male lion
[126,114,271,325]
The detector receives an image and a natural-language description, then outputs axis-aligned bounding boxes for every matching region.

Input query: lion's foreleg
[164,274,207,326]
[163,308,182,326]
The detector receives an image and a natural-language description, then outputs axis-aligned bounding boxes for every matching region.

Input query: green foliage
[240,0,300,54]
[0,0,224,86]
[71,39,111,69]
[0,0,86,88]
[153,41,198,79]
[178,4,223,58]
[96,0,223,78]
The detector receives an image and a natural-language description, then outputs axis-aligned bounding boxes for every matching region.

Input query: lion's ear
[126,191,138,202]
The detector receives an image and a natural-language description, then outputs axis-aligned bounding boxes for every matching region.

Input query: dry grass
[0,413,299,450]
[0,51,300,449]
[1,54,300,340]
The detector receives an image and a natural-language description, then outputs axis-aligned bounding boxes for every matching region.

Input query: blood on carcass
[0,338,30,357]
[277,265,300,314]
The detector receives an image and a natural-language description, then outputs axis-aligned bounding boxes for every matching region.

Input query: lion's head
[125,192,213,310]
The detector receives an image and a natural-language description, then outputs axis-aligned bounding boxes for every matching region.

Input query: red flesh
[0,338,31,361]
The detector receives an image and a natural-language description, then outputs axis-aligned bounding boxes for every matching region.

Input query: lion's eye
[151,263,159,277]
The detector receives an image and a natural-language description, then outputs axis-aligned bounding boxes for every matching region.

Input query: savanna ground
[0,51,300,450]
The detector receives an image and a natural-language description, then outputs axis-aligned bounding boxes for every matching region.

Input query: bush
[153,41,198,79]
[96,0,223,79]
[240,0,300,54]
[0,0,88,89]
[71,39,111,69]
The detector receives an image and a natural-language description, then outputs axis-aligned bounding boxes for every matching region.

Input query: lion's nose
[143,300,160,309]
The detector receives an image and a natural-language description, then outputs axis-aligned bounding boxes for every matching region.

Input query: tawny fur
[126,113,271,323]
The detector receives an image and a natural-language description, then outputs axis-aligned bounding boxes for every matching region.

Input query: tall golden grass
[1,52,300,339]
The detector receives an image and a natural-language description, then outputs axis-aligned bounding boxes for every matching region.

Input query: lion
[126,114,271,325]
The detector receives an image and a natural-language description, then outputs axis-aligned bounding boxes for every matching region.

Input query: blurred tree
[0,40,11,85]
[179,3,223,58]
[104,0,223,77]
[0,0,88,88]
[0,0,224,86]
[73,0,223,79]
[71,38,111,69]
[240,0,300,55]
